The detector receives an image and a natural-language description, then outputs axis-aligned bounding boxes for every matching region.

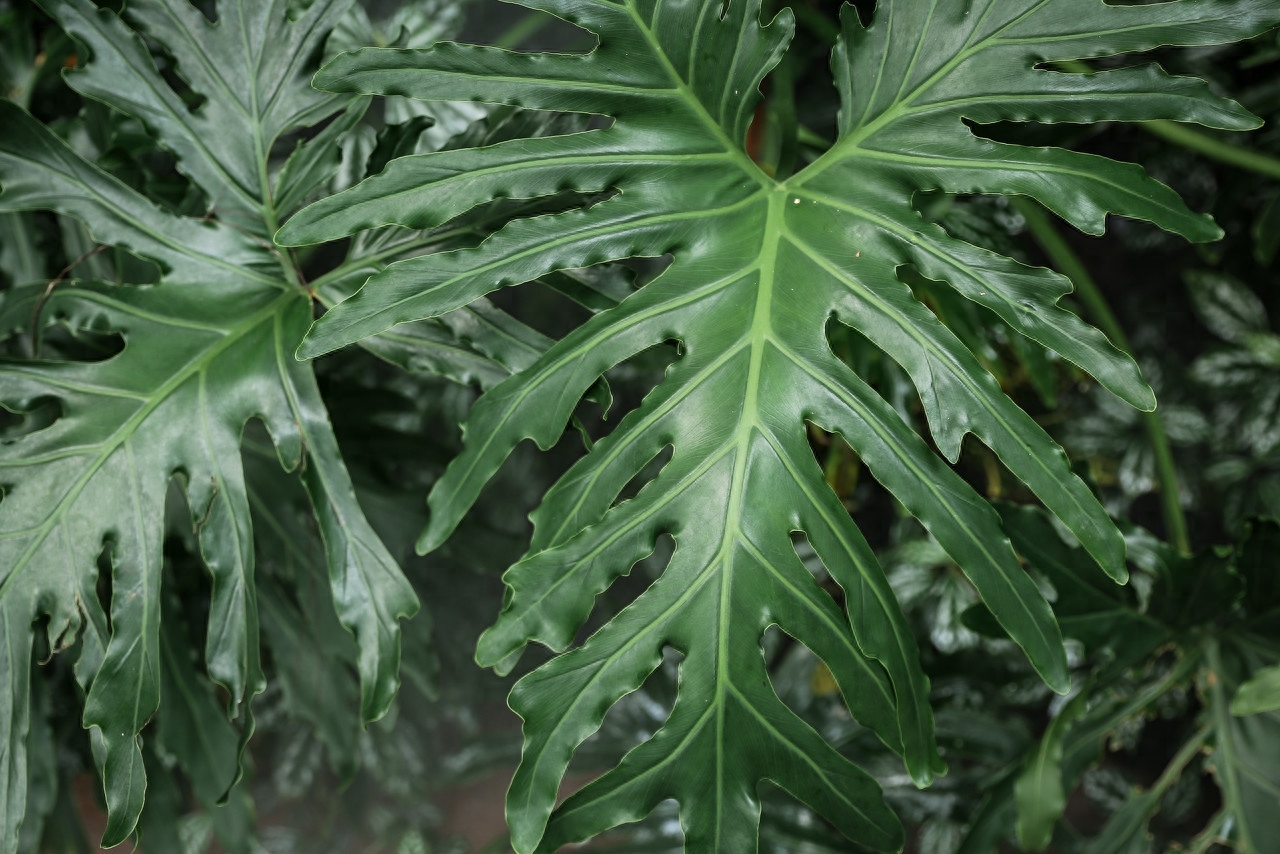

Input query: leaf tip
[293,342,316,362]
[1189,214,1226,244]
[273,220,307,248]
[311,51,359,95]
[1105,560,1130,586]
[475,630,523,676]
[415,524,445,556]
[1134,385,1157,413]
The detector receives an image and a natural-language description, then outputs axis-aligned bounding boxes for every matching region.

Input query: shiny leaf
[0,2,418,848]
[278,1,1280,850]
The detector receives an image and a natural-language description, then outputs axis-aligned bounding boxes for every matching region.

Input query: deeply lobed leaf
[280,1,1280,851]
[0,1,420,848]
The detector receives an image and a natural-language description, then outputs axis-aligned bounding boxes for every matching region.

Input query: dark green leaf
[278,1,1280,849]
[0,2,418,847]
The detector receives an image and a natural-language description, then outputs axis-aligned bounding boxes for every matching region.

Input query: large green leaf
[280,1,1280,851]
[0,1,420,849]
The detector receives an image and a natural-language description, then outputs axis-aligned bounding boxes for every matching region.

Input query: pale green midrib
[350,63,680,98]
[809,4,1256,187]
[0,371,148,404]
[820,147,1162,209]
[115,436,149,833]
[268,16,338,123]
[316,188,633,288]
[890,0,937,108]
[798,0,1054,183]
[49,288,230,332]
[540,304,759,547]
[13,143,279,288]
[70,9,260,214]
[711,0,751,131]
[145,1,308,278]
[903,89,1217,120]
[0,291,299,600]
[850,0,893,131]
[273,308,406,643]
[620,0,772,190]
[346,321,507,369]
[240,10,281,239]
[149,5,254,127]
[781,224,1104,553]
[460,309,549,367]
[995,16,1242,48]
[709,192,783,846]
[795,186,1114,369]
[309,224,484,292]
[774,342,1058,663]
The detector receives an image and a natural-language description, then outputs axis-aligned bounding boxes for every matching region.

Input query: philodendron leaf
[0,1,418,849]
[280,1,1280,851]
[1015,689,1089,851]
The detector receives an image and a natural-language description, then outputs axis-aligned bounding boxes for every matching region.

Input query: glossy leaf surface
[280,1,1280,851]
[0,1,418,848]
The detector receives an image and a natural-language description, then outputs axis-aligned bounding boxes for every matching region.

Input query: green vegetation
[1,1,1279,852]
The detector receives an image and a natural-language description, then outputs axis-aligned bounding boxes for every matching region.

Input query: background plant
[1,1,1279,853]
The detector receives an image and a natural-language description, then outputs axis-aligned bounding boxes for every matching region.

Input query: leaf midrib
[798,0,1055,184]
[708,191,784,847]
[780,223,1104,559]
[0,290,300,597]
[621,0,770,192]
[774,339,1059,667]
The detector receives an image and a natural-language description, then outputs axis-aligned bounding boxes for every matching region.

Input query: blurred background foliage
[1,0,1278,852]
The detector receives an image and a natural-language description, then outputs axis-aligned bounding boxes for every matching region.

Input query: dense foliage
[1,0,1279,852]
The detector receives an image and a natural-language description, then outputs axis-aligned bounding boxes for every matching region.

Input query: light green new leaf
[0,1,418,849]
[1232,663,1280,716]
[1015,689,1089,851]
[281,1,1280,850]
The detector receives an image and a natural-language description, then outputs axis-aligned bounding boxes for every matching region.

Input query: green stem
[1144,120,1280,182]
[790,3,840,43]
[797,124,831,150]
[1149,722,1212,797]
[769,53,799,180]
[1012,197,1192,557]
[492,11,554,50]
[1205,639,1257,854]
